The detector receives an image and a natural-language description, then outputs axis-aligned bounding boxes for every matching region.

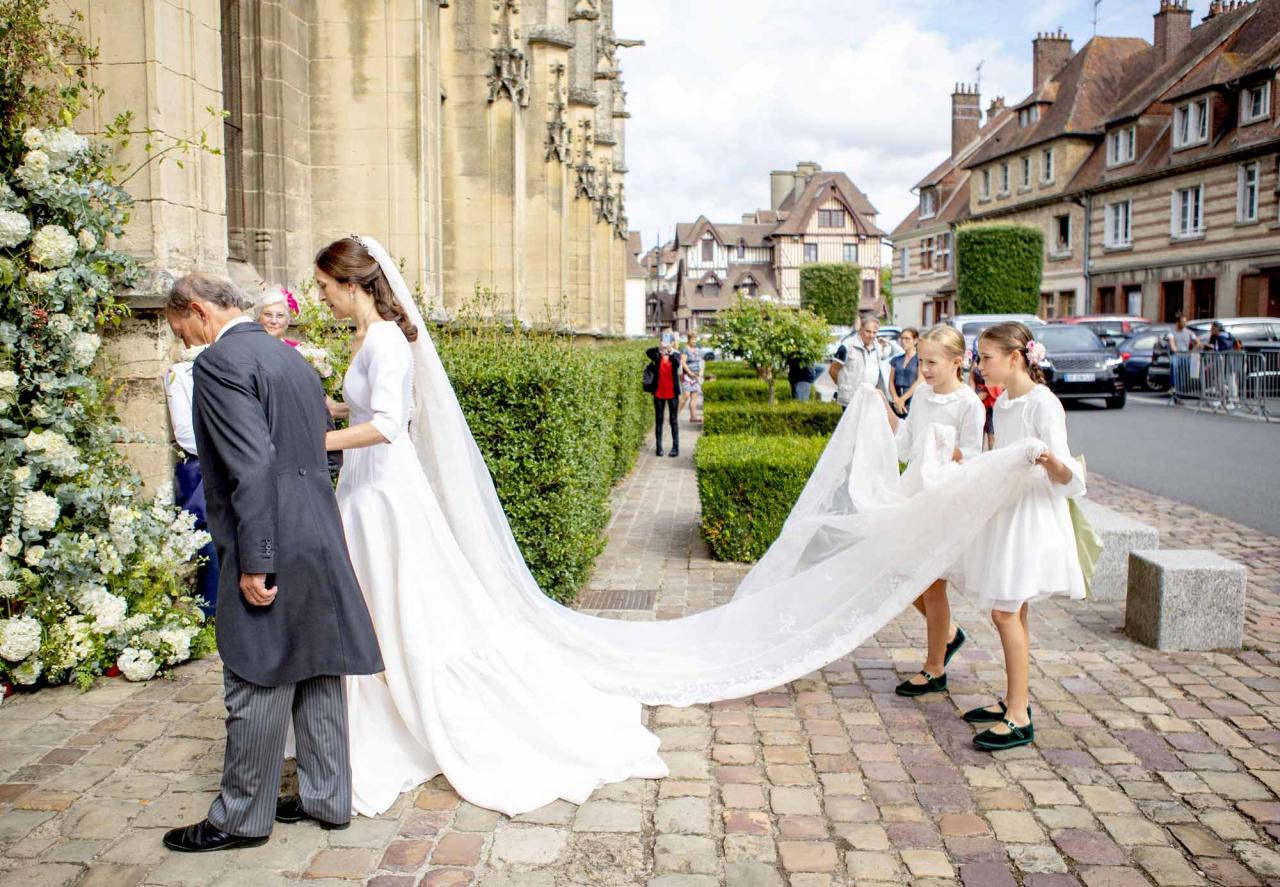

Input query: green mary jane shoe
[973,718,1035,751]
[895,670,947,698]
[943,625,967,667]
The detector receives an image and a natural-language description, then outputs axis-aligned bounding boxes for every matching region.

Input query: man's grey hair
[859,315,881,330]
[165,272,249,314]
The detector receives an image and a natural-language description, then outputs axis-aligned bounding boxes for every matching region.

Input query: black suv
[1035,324,1126,409]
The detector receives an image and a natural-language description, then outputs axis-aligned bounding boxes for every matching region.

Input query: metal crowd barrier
[1170,351,1277,421]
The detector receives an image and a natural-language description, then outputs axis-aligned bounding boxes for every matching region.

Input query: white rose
[77,586,127,634]
[11,656,41,686]
[23,545,44,566]
[0,579,18,599]
[22,128,44,150]
[0,535,20,557]
[21,491,59,532]
[30,224,77,269]
[77,229,96,252]
[117,647,158,682]
[0,370,17,392]
[69,333,100,369]
[16,149,50,189]
[0,211,31,249]
[0,615,41,661]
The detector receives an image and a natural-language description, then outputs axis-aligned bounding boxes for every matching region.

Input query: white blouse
[894,383,985,464]
[992,384,1085,498]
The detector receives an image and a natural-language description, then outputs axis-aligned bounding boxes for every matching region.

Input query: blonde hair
[978,321,1046,385]
[919,325,966,380]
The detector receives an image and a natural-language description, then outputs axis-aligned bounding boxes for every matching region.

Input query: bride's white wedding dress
[336,238,1059,817]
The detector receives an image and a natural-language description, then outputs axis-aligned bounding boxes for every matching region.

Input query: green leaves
[707,297,829,405]
[702,401,842,437]
[694,434,828,562]
[955,223,1044,315]
[800,263,862,325]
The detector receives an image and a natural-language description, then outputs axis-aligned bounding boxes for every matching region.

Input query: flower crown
[1025,340,1047,365]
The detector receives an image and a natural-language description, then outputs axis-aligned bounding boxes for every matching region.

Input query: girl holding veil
[315,236,1069,817]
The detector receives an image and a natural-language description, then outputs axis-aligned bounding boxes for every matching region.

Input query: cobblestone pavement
[1,427,1279,886]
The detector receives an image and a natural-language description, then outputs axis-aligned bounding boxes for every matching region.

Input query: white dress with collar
[961,384,1086,612]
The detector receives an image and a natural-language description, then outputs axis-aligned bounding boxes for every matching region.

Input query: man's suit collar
[217,320,265,340]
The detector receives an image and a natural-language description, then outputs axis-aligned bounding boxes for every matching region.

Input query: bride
[316,236,1050,817]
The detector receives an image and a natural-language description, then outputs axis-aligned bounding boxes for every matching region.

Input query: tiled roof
[966,36,1152,167]
[773,171,880,230]
[626,231,645,278]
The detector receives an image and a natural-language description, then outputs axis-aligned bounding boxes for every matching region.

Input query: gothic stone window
[220,0,247,263]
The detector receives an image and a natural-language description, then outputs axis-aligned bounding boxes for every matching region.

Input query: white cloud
[614,1,1038,244]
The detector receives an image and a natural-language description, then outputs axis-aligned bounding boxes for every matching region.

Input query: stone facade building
[667,163,885,332]
[891,0,1280,327]
[76,0,638,486]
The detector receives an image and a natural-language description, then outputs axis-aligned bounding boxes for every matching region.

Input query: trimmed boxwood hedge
[955,223,1043,315]
[435,334,648,602]
[703,378,770,403]
[695,434,828,562]
[704,360,759,380]
[703,401,843,437]
[800,263,862,325]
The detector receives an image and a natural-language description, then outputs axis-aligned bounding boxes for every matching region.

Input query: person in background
[969,349,1001,451]
[678,331,705,423]
[1206,321,1235,351]
[788,354,820,401]
[646,331,684,457]
[889,327,920,415]
[163,344,221,617]
[257,286,300,346]
[1169,313,1200,352]
[829,316,899,407]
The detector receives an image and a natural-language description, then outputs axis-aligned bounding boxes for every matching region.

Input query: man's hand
[240,573,277,607]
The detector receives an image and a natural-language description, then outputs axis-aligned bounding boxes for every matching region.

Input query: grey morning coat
[192,321,384,687]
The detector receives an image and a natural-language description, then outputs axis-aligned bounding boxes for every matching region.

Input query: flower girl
[962,322,1086,750]
[882,326,984,698]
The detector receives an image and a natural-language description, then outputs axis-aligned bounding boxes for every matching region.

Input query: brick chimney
[988,96,1007,117]
[1203,0,1249,21]
[1032,27,1073,88]
[951,83,981,155]
[1154,0,1192,65]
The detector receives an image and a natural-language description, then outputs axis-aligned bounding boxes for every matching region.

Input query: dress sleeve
[957,392,985,461]
[164,362,198,456]
[365,328,413,443]
[1033,391,1085,498]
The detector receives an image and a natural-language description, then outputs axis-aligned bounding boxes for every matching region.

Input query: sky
[613,0,1170,252]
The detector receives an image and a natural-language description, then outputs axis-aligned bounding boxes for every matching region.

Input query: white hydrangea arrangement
[0,125,215,694]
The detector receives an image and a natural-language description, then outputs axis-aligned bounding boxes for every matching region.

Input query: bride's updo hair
[314,237,418,342]
[920,325,967,380]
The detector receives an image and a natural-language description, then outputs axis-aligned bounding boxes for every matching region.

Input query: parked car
[1115,325,1173,391]
[1060,314,1152,348]
[1035,324,1126,408]
[947,313,1047,354]
[1187,317,1280,347]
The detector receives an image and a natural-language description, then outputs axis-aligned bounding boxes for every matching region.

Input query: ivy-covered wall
[799,264,862,325]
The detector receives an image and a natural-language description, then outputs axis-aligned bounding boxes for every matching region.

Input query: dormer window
[1018,105,1040,128]
[739,275,757,297]
[1107,126,1136,166]
[818,208,846,228]
[1173,97,1209,149]
[919,188,937,219]
[1241,82,1271,125]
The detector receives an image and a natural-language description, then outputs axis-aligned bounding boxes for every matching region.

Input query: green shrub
[694,434,828,562]
[702,401,843,437]
[800,263,862,325]
[435,333,647,602]
[705,360,758,380]
[955,223,1043,315]
[703,379,770,403]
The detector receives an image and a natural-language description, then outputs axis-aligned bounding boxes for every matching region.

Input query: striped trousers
[207,668,350,837]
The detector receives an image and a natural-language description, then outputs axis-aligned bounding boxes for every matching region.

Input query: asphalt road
[1065,394,1280,536]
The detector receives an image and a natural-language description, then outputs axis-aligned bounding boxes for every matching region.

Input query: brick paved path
[1,427,1279,886]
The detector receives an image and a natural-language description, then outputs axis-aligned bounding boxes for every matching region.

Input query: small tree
[955,223,1043,315]
[800,263,861,325]
[708,297,829,404]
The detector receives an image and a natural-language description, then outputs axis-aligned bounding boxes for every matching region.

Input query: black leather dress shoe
[974,717,1035,751]
[275,795,350,830]
[962,700,1033,724]
[162,819,268,852]
[895,670,948,697]
[943,625,967,667]
[669,448,679,458]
